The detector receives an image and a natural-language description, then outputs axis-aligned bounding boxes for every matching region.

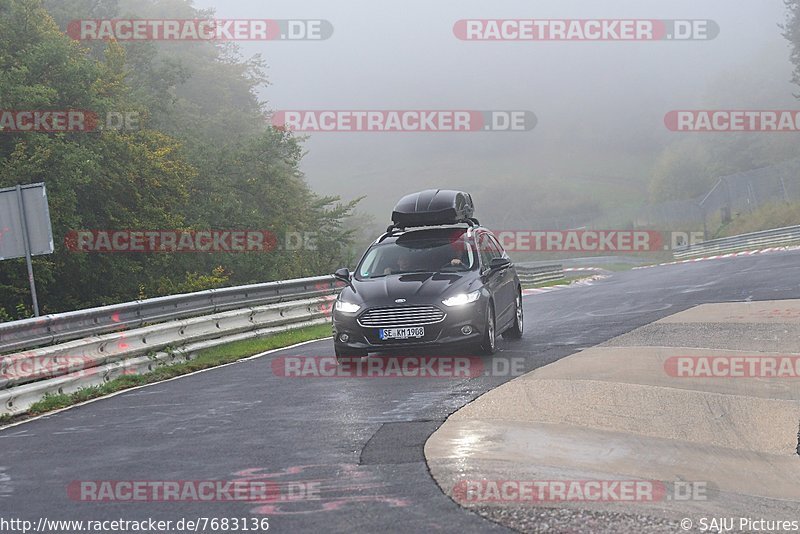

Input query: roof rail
[376,219,481,243]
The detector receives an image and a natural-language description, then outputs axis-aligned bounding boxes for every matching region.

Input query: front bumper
[332,301,486,353]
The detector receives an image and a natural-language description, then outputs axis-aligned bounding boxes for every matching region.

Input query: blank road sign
[0,183,54,260]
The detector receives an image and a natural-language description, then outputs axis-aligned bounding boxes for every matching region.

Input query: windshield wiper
[365,269,434,279]
[439,265,468,272]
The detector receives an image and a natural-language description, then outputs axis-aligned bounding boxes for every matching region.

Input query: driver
[384,252,413,274]
[447,244,470,268]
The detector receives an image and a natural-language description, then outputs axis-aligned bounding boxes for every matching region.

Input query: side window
[487,234,506,259]
[478,234,495,270]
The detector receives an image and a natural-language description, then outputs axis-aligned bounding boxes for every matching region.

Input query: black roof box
[391,189,476,228]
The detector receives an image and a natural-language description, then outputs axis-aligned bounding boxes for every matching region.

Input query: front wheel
[502,290,524,339]
[478,303,497,355]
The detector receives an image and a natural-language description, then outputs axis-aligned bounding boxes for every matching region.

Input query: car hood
[343,272,480,305]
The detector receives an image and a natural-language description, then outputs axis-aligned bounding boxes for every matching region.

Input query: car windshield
[356,231,477,279]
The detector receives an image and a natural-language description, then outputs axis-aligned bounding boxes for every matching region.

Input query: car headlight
[335,300,361,313]
[442,289,481,307]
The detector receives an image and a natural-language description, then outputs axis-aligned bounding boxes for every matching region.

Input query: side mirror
[334,267,352,286]
[489,257,511,272]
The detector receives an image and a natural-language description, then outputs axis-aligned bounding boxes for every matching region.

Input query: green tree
[0,0,359,319]
[785,0,800,91]
[0,0,195,313]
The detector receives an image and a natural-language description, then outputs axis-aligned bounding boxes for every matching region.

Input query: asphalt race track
[3,250,800,533]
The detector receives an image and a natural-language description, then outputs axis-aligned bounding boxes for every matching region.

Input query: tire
[502,289,524,339]
[335,346,367,364]
[478,303,497,355]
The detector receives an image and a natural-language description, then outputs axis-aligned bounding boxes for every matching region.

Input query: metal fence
[634,158,800,230]
[702,160,800,217]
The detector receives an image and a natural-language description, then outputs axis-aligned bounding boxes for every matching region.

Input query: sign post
[15,185,40,316]
[0,183,54,317]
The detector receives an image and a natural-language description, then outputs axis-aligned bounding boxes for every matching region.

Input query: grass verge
[0,323,332,426]
[715,202,800,238]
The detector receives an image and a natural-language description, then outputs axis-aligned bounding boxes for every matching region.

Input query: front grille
[358,305,446,328]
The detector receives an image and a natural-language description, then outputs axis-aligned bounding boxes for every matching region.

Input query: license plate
[379,327,425,340]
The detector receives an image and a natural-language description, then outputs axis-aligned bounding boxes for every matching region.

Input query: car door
[485,233,516,329]
[478,232,513,328]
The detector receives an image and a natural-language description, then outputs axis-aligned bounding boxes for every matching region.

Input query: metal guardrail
[0,275,339,354]
[0,264,568,417]
[516,264,564,285]
[673,225,800,260]
[0,291,338,416]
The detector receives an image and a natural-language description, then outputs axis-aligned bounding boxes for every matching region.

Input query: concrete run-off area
[425,299,800,533]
